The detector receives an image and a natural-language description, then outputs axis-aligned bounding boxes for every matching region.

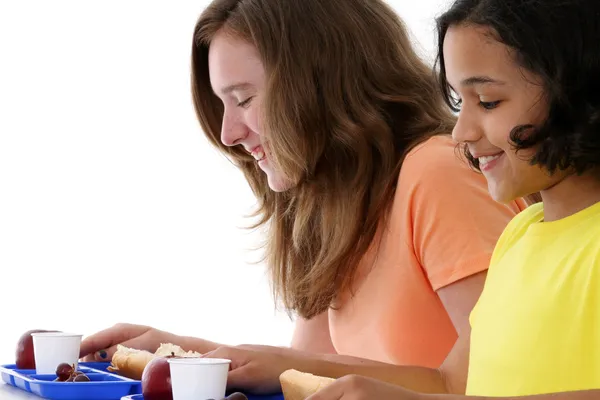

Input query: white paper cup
[168,357,231,400]
[31,332,83,375]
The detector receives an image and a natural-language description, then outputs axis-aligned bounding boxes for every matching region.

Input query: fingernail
[97,350,107,359]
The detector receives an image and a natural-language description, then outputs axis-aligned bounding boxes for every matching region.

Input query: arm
[175,335,223,354]
[435,271,486,394]
[79,324,224,361]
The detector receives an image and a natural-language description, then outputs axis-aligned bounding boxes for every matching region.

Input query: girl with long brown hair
[79,0,526,384]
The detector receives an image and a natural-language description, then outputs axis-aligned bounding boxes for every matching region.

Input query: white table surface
[0,382,40,399]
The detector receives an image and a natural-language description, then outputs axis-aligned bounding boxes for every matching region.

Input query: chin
[267,174,293,192]
[487,183,517,204]
[489,189,520,204]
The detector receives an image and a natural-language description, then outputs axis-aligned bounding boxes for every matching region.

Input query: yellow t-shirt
[466,200,600,396]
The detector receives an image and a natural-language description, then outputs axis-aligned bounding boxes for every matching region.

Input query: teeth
[253,150,265,161]
[478,154,502,166]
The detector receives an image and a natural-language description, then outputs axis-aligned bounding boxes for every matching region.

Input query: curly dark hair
[435,0,600,177]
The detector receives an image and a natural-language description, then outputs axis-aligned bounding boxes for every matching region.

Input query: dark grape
[73,374,90,382]
[55,363,73,381]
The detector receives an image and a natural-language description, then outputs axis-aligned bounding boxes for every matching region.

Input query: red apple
[15,329,60,369]
[142,356,173,400]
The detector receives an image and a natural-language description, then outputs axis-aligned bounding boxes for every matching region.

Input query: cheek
[245,103,262,135]
[483,118,514,149]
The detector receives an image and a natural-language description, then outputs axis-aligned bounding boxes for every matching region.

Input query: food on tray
[72,373,91,382]
[107,343,202,380]
[142,355,175,400]
[15,329,60,369]
[279,369,336,400]
[55,363,74,381]
[53,362,90,382]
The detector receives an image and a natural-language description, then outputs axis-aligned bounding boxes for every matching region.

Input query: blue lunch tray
[0,362,141,400]
[1,361,284,400]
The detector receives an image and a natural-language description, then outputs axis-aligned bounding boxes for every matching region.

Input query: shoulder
[497,202,544,242]
[489,202,544,265]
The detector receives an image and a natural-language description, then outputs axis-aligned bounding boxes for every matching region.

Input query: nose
[220,109,248,147]
[451,107,482,144]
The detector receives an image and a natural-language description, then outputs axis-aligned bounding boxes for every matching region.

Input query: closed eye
[237,96,254,108]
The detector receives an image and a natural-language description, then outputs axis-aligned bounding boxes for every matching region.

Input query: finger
[79,324,149,360]
[226,365,254,391]
[306,379,345,400]
[90,332,156,362]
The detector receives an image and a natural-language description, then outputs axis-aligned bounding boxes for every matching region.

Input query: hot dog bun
[279,369,336,400]
[107,343,202,380]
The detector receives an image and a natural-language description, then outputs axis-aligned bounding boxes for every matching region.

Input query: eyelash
[479,100,501,110]
[449,96,501,112]
[237,96,254,108]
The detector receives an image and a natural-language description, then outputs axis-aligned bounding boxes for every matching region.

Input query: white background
[0,0,449,364]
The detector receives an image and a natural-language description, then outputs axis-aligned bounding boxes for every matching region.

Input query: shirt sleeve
[400,137,527,291]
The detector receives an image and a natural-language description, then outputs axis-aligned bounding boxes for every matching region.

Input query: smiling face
[207,29,292,192]
[443,24,568,203]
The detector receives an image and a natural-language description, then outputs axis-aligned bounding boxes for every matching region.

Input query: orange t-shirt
[328,135,528,368]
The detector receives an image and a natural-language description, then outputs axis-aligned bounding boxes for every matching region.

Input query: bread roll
[279,369,336,400]
[106,343,203,380]
[106,345,157,379]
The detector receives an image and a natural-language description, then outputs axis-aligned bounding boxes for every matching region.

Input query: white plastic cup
[31,332,83,375]
[168,357,231,400]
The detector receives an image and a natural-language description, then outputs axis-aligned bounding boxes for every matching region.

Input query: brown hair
[192,0,456,319]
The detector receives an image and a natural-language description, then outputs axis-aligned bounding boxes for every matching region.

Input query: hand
[307,375,422,400]
[202,345,310,394]
[79,323,180,362]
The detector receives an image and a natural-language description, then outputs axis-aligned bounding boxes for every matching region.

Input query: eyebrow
[220,82,253,95]
[460,76,506,87]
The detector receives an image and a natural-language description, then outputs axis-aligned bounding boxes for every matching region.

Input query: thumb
[226,364,267,394]
[227,363,283,395]
[306,379,344,400]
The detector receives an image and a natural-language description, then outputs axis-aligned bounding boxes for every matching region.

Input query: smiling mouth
[478,152,504,170]
[479,153,501,164]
